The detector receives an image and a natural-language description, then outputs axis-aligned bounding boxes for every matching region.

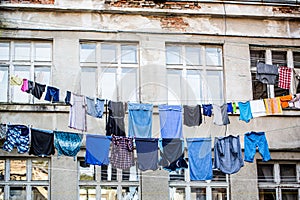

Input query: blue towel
[159,105,183,138]
[238,101,253,123]
[135,138,158,171]
[54,131,83,159]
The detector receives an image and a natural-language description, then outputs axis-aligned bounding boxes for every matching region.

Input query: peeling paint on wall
[273,6,300,14]
[7,0,54,4]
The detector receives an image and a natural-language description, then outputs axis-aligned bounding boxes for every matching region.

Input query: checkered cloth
[278,66,292,89]
[110,136,134,170]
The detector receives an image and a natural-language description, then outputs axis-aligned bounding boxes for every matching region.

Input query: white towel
[250,99,266,118]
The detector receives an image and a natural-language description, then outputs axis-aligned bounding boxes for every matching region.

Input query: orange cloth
[264,97,283,115]
[279,95,292,109]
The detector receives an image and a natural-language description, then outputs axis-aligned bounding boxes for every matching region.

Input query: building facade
[0,0,299,199]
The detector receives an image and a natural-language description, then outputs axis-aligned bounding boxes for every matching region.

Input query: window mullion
[206,186,212,200]
[274,163,280,184]
[9,42,14,103]
[266,49,275,98]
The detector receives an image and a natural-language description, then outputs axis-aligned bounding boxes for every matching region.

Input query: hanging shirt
[183,105,202,127]
[95,98,105,118]
[0,124,7,139]
[128,103,153,138]
[54,131,83,159]
[106,101,126,136]
[26,80,34,94]
[202,104,213,117]
[213,104,230,126]
[29,128,55,157]
[86,96,97,118]
[85,134,111,166]
[278,66,292,89]
[3,125,30,154]
[68,93,87,132]
[249,99,267,118]
[110,136,134,170]
[238,101,253,123]
[256,62,278,85]
[135,138,159,171]
[213,135,244,174]
[31,82,46,100]
[187,138,213,181]
[159,105,183,138]
[264,97,283,115]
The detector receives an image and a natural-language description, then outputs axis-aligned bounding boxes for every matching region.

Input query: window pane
[167,70,182,105]
[121,45,137,64]
[280,164,296,182]
[191,187,206,200]
[32,186,48,200]
[257,164,274,182]
[272,51,287,66]
[169,169,185,181]
[250,50,265,68]
[9,186,26,199]
[12,66,30,103]
[294,51,300,68]
[80,43,96,63]
[170,187,185,200]
[186,70,201,105]
[166,46,181,65]
[213,170,226,182]
[79,186,96,200]
[35,43,51,61]
[0,187,4,200]
[79,161,95,181]
[81,67,96,97]
[120,68,137,102]
[259,189,276,200]
[32,159,49,181]
[0,160,4,181]
[205,71,223,105]
[0,42,9,60]
[212,188,227,200]
[101,68,117,100]
[101,165,117,181]
[101,44,117,63]
[14,43,30,61]
[282,189,298,200]
[206,47,222,66]
[101,186,117,200]
[10,160,26,181]
[252,72,267,100]
[121,187,139,200]
[35,67,51,84]
[186,47,201,66]
[0,66,8,102]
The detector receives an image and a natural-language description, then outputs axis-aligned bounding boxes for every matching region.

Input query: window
[250,47,300,100]
[80,42,139,102]
[0,158,50,199]
[257,161,300,200]
[78,159,139,200]
[0,41,52,103]
[166,44,223,105]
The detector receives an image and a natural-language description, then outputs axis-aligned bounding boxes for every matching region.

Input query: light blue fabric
[238,101,253,123]
[85,134,111,166]
[187,138,213,181]
[54,131,83,160]
[159,105,183,138]
[128,103,153,138]
[244,131,271,162]
[95,98,105,118]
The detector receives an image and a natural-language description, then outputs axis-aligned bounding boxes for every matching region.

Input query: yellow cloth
[264,97,283,115]
[10,76,23,86]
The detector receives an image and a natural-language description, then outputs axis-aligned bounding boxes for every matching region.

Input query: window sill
[0,103,69,113]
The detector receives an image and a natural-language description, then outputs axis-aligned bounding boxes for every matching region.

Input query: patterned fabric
[110,136,134,169]
[264,97,283,115]
[0,124,7,139]
[54,131,83,159]
[3,125,30,153]
[278,66,292,89]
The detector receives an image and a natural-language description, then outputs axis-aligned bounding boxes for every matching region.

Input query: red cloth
[278,66,292,89]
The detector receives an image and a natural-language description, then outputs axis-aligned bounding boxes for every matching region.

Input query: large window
[78,160,139,200]
[0,41,52,103]
[257,161,300,200]
[0,158,50,199]
[166,44,223,105]
[80,42,139,102]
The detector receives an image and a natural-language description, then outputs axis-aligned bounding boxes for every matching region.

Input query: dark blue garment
[29,128,55,156]
[244,131,271,162]
[159,105,183,138]
[238,101,253,123]
[54,131,83,159]
[227,102,233,114]
[85,134,111,166]
[95,98,105,118]
[44,86,60,102]
[135,138,159,171]
[3,125,30,153]
[128,103,153,138]
[64,91,71,105]
[202,104,213,117]
[187,138,212,181]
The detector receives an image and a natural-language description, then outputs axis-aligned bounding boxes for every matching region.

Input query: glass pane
[293,51,300,68]
[10,160,26,181]
[35,67,50,84]
[206,47,222,66]
[79,186,96,200]
[259,189,276,200]
[121,187,139,200]
[79,161,95,181]
[257,164,274,182]
[272,51,287,66]
[101,68,117,100]
[120,68,137,102]
[252,72,267,100]
[167,69,182,105]
[170,187,185,200]
[81,67,96,97]
[186,70,201,105]
[32,159,49,181]
[80,43,96,63]
[9,186,26,200]
[35,43,51,62]
[121,45,137,64]
[169,169,185,181]
[32,186,48,200]
[205,71,223,105]
[166,46,181,65]
[0,187,4,200]
[101,186,117,200]
[0,160,4,181]
[213,170,226,181]
[186,47,201,65]
[280,164,296,182]
[0,42,9,60]
[122,165,138,181]
[250,50,265,68]
[191,187,206,200]
[12,66,30,103]
[101,165,117,181]
[14,43,30,61]
[0,66,8,102]
[212,188,227,200]
[282,189,298,200]
[101,44,117,63]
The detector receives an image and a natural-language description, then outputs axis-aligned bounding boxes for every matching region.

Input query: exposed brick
[272,6,300,14]
[8,0,54,4]
[149,16,189,31]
